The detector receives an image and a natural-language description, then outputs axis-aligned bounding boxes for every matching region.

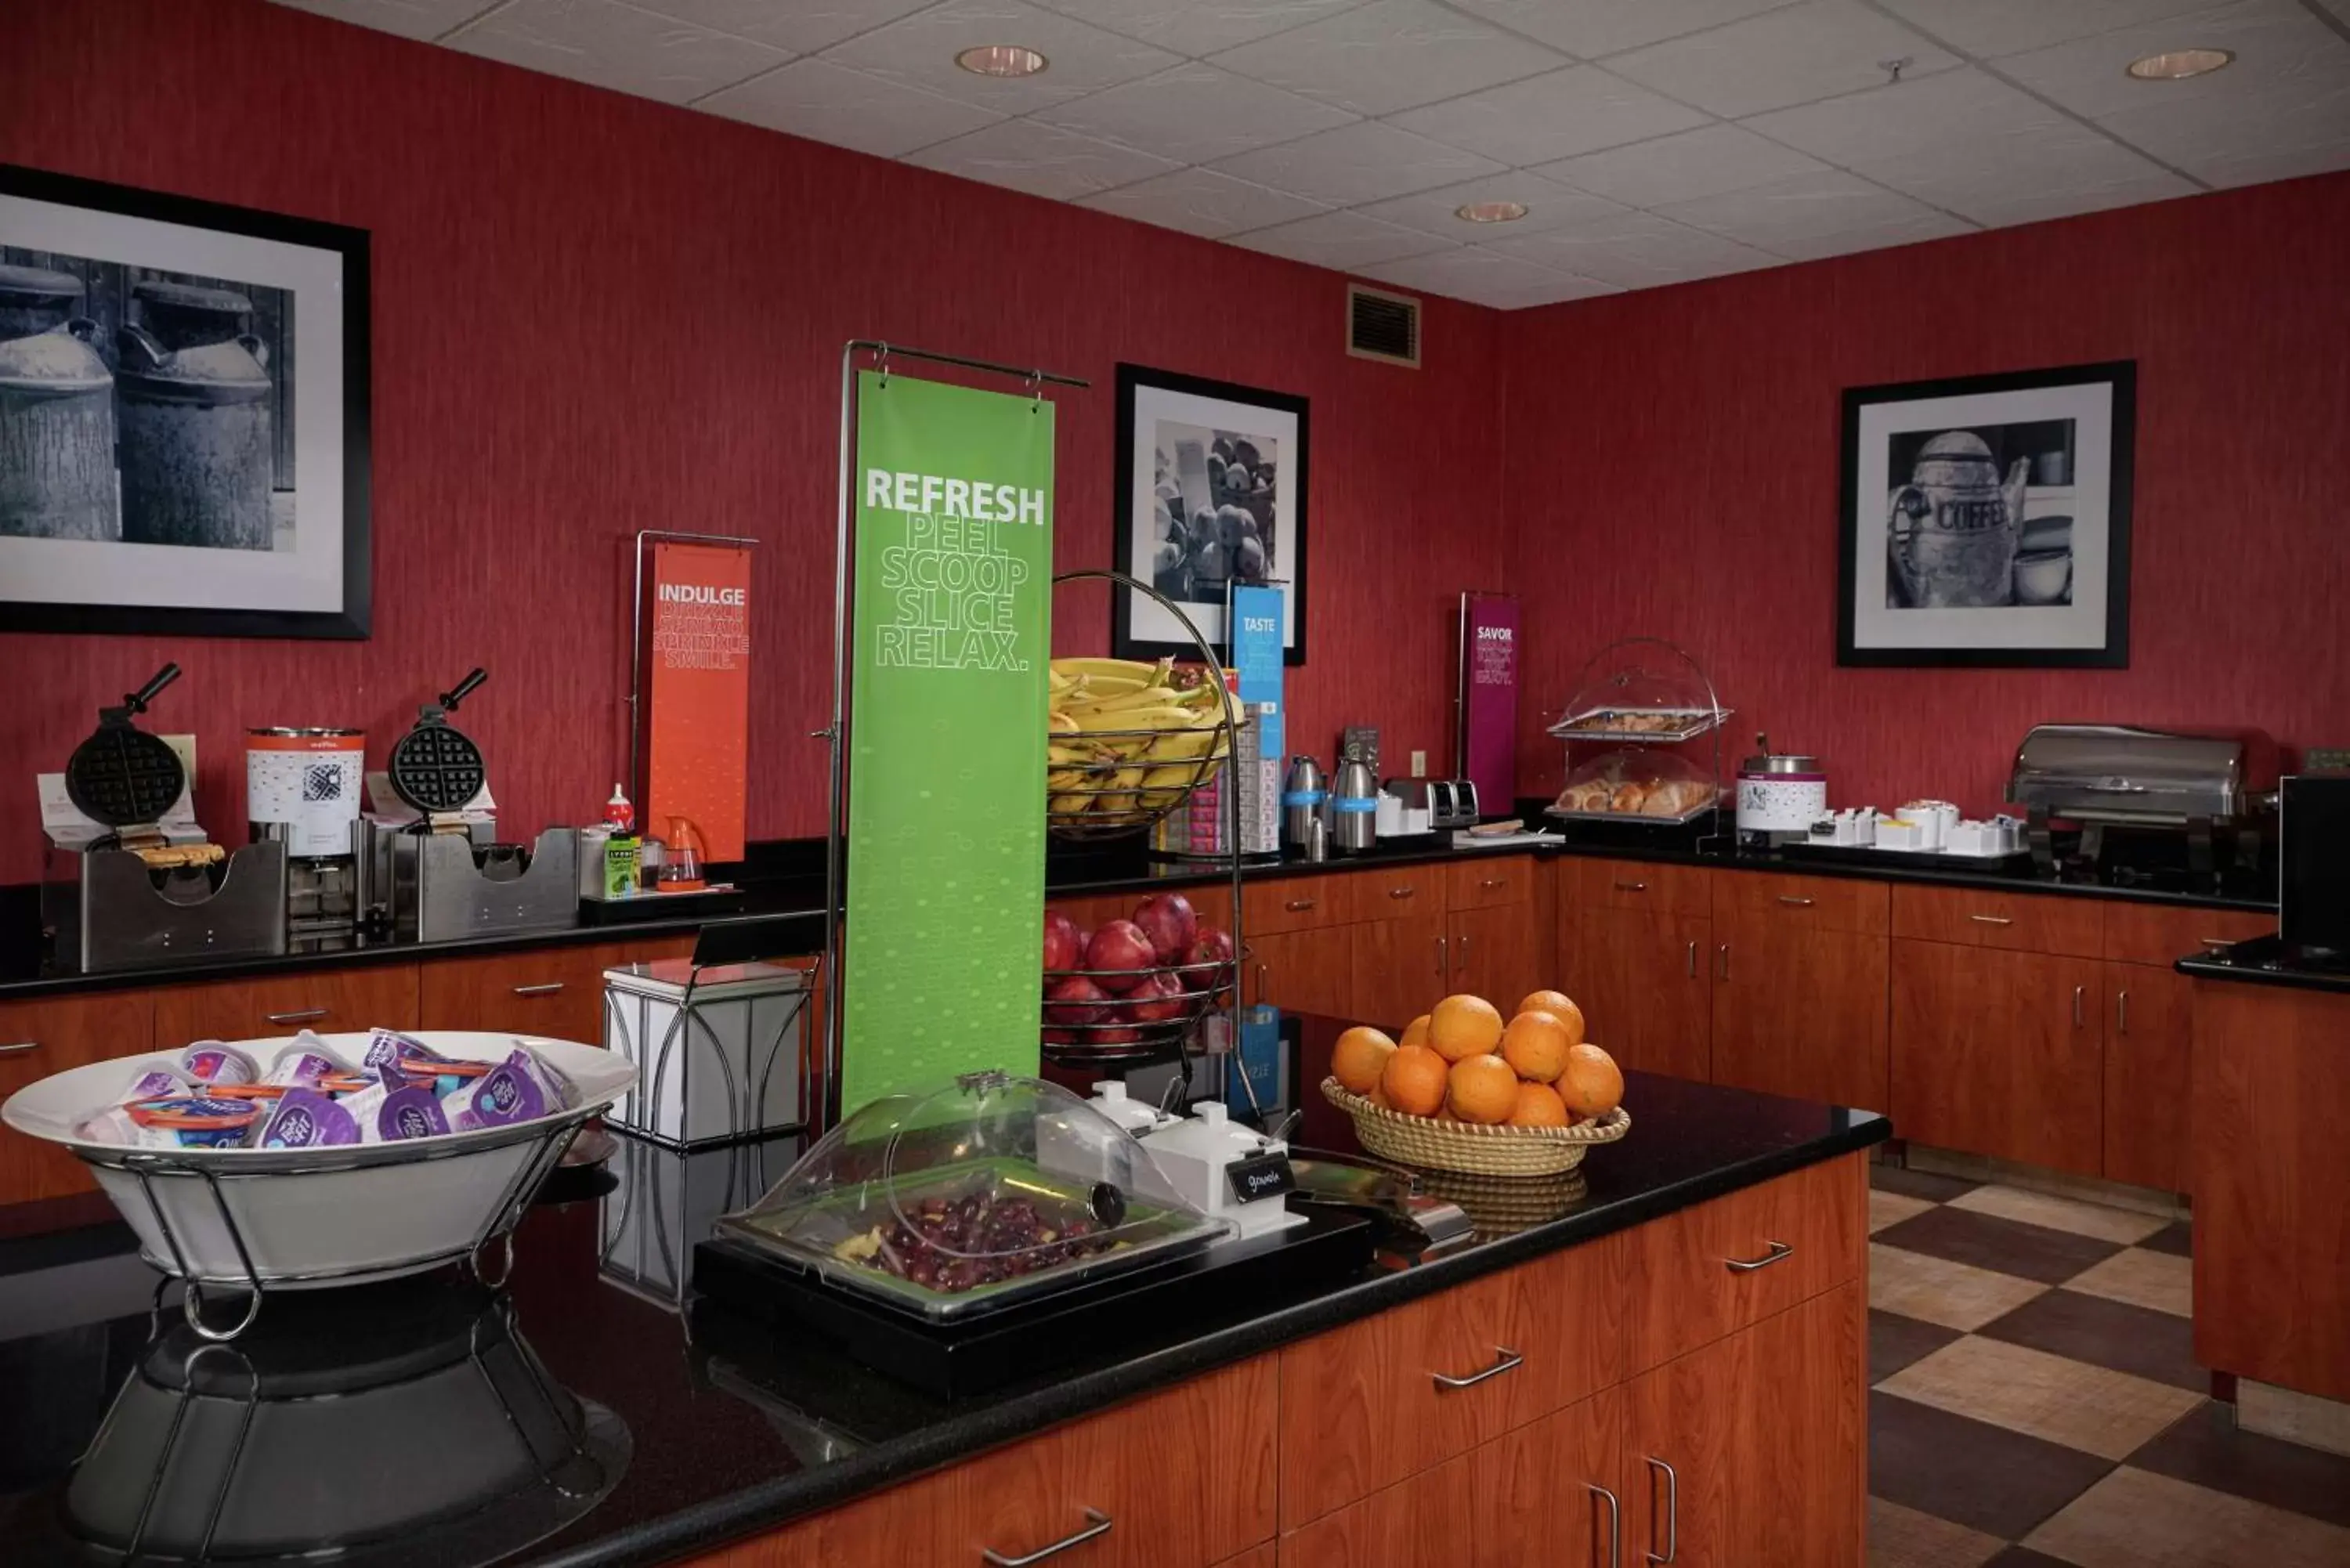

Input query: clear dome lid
[1549,636,1730,743]
[714,1070,1226,1320]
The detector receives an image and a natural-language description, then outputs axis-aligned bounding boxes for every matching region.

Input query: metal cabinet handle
[2200,936,2232,950]
[1432,1346,1523,1389]
[265,1008,327,1024]
[1969,913,2015,927]
[1716,943,1730,981]
[1615,880,1648,893]
[1388,886,1416,899]
[1253,962,1269,1003]
[1777,895,1815,907]
[982,1508,1112,1566]
[1725,1239,1794,1273]
[1479,876,1507,889]
[1645,1457,1679,1564]
[2117,988,2129,1035]
[511,982,565,997]
[1435,935,1448,977]
[1686,940,1697,978]
[2073,984,2085,1028]
[0,1041,39,1057]
[1589,1482,1622,1568]
[1285,898,1315,912]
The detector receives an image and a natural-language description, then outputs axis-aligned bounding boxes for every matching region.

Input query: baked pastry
[1609,781,1650,813]
[1555,779,1611,813]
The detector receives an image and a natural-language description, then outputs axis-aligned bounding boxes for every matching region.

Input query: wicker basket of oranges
[1321,991,1630,1178]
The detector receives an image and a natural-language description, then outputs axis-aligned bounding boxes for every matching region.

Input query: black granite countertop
[0,1011,1887,1567]
[2177,934,2350,994]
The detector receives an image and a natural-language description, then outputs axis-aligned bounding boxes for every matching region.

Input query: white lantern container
[601,959,809,1150]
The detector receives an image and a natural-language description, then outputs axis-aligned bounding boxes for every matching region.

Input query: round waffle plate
[388,721,486,815]
[67,724,186,829]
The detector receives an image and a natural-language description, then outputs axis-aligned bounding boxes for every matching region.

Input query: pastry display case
[1546,638,1730,829]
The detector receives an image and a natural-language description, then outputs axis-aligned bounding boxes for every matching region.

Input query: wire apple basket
[1046,569,1237,843]
[1039,948,1242,1066]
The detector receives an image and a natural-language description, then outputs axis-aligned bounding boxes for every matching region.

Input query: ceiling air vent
[1347,284,1419,368]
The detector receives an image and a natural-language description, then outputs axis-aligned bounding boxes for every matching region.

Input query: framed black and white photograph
[0,164,370,638]
[1839,360,2134,668]
[1113,363,1307,664]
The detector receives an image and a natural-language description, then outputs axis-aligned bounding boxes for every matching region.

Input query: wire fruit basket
[1041,951,1242,1065]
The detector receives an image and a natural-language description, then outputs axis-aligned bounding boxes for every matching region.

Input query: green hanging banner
[841,370,1053,1110]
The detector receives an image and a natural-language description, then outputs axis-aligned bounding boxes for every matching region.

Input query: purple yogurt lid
[377,1086,452,1141]
[258,1089,362,1149]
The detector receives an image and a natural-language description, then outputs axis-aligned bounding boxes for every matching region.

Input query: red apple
[1086,919,1157,992]
[1043,911,1081,973]
[1090,1025,1141,1046]
[1040,1027,1076,1045]
[1131,892,1198,962]
[1183,928,1238,1008]
[1129,970,1188,1024]
[1044,975,1109,1026]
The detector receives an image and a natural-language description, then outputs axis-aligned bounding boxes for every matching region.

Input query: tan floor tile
[2066,1247,2192,1317]
[1870,1242,2050,1331]
[2025,1465,2350,1566]
[1871,1189,1936,1234]
[1947,1183,2168,1245]
[2241,1379,2350,1459]
[1877,1335,2206,1461]
[1867,1496,2005,1568]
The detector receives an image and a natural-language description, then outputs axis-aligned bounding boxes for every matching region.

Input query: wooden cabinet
[419,941,631,1044]
[2102,902,2272,966]
[2102,960,2192,1192]
[1339,862,1448,927]
[1710,872,1886,935]
[1446,854,1534,913]
[1447,905,1544,1017]
[1711,917,1888,1111]
[1559,856,1710,919]
[1279,1454,1468,1568]
[1248,928,1353,1018]
[0,991,154,1202]
[1242,875,1347,937]
[1349,914,1448,1032]
[1217,1548,1277,1568]
[1890,941,2102,1176]
[2192,982,2350,1405]
[1472,1386,1625,1568]
[1892,883,2104,959]
[153,963,420,1044]
[1622,1284,1864,1568]
[1558,908,1710,1082]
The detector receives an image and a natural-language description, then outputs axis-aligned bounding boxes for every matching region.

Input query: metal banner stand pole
[819,341,1087,1131]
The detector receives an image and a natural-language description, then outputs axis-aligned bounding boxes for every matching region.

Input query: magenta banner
[1459,592,1518,816]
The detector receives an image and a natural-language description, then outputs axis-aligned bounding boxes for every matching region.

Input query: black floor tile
[1982,1549,2075,1567]
[2138,1219,2193,1257]
[1870,1164,1980,1203]
[1870,1309,1963,1385]
[1873,1205,2124,1287]
[2127,1400,2350,1530]
[1977,1288,2206,1393]
[1868,1389,2117,1541]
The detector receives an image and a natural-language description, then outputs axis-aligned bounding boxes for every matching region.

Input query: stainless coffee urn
[1282,756,1326,849]
[1332,757,1378,852]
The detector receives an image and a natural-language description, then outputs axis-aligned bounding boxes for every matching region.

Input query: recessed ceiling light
[1455,201,1528,223]
[956,44,1048,78]
[2126,47,2233,80]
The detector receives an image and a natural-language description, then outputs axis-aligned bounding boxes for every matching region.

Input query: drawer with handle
[1445,854,1533,911]
[0,992,157,1205]
[1712,870,1887,934]
[1241,874,1347,935]
[152,965,421,1045]
[2101,901,2276,967]
[1891,883,2105,959]
[1337,862,1450,925]
[1560,857,1711,918]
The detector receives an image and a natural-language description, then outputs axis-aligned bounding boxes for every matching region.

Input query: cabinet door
[0,991,154,1204]
[1473,1386,1627,1568]
[1890,942,2102,1175]
[1560,908,1711,1082]
[1348,915,1449,1031]
[153,963,420,1044]
[1622,1284,1864,1568]
[1449,905,1545,1016]
[1249,927,1354,1019]
[419,941,632,1043]
[1279,1454,1469,1568]
[1447,854,1534,912]
[1339,862,1449,927]
[1712,919,1889,1111]
[2103,960,2190,1193]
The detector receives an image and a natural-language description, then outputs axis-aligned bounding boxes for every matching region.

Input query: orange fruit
[1519,991,1586,1047]
[1447,1053,1519,1125]
[1381,1043,1449,1118]
[1332,1026,1397,1094]
[1427,995,1504,1063]
[1557,1042,1625,1121]
[1507,1080,1569,1128]
[1366,1084,1393,1111]
[1500,1010,1573,1083]
[1399,1013,1431,1049]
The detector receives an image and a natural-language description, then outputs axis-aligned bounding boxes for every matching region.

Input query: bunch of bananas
[1047,657,1236,825]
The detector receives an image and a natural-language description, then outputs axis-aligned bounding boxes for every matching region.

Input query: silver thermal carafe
[1331,757,1378,852]
[1282,756,1327,849]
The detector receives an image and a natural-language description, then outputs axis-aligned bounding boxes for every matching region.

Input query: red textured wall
[0,0,1504,885]
[1502,172,2350,813]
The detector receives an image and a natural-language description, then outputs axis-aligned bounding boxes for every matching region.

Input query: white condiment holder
[1136,1100,1308,1242]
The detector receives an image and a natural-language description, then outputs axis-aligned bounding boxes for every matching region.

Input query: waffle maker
[388,668,489,820]
[64,664,189,847]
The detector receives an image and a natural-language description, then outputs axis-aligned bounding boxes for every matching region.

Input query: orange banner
[644,542,752,862]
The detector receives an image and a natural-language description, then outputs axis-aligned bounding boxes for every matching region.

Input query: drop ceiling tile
[1074,167,1330,237]
[823,0,1181,112]
[269,0,502,41]
[1387,67,1711,165]
[1875,0,2225,59]
[2093,73,2350,186]
[1767,207,1972,258]
[1605,1,1958,118]
[1032,63,1356,164]
[905,117,1180,201]
[1440,0,1802,60]
[1210,119,1504,205]
[625,0,935,55]
[1027,0,1375,56]
[1205,0,1565,116]
[1654,167,1956,251]
[1535,123,1828,207]
[450,0,791,103]
[1227,208,1455,268]
[700,56,1003,156]
[1744,68,2062,165]
[1358,245,1622,308]
[1998,0,2349,122]
[1352,170,1627,238]
[1484,211,1781,287]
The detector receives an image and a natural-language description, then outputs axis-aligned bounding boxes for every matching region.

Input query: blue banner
[1231,584,1285,759]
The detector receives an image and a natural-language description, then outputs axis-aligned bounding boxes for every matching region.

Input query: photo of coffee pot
[1886,432,2032,609]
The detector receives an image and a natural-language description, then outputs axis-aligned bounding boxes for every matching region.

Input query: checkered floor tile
[1865,1163,2350,1567]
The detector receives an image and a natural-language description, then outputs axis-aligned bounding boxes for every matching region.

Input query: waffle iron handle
[123,663,181,716]
[440,668,488,712]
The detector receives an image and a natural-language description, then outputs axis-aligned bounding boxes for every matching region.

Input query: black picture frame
[0,163,371,639]
[1112,363,1308,665]
[1838,359,2135,669]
